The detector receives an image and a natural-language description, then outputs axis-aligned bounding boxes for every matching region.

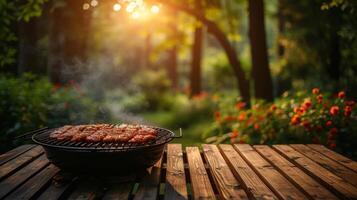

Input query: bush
[0,74,110,152]
[205,89,357,158]
[132,69,172,111]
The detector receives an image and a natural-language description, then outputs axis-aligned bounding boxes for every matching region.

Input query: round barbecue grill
[32,125,180,174]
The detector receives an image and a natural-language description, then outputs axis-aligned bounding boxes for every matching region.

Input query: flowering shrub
[0,74,110,152]
[205,89,357,157]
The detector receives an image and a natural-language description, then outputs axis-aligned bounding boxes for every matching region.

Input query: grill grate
[32,125,175,152]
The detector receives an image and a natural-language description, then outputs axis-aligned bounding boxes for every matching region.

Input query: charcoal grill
[31,125,181,174]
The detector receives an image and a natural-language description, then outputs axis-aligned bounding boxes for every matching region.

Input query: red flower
[329,141,336,149]
[238,112,246,121]
[224,115,236,121]
[270,104,277,111]
[346,100,355,107]
[303,99,312,109]
[291,115,301,125]
[303,121,311,130]
[316,94,323,103]
[344,106,352,117]
[239,139,246,144]
[230,130,239,139]
[235,102,246,110]
[254,123,260,130]
[326,121,333,127]
[329,128,338,135]
[293,107,305,115]
[298,107,306,115]
[338,91,345,99]
[329,106,339,116]
[312,88,320,95]
[214,111,221,122]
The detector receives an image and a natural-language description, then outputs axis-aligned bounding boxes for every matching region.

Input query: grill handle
[171,128,183,138]
[12,127,49,141]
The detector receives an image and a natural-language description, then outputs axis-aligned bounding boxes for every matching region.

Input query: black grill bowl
[32,126,176,174]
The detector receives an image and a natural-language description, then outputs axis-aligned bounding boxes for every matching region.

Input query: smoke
[59,55,152,125]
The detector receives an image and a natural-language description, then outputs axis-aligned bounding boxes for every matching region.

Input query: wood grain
[4,164,60,200]
[291,144,357,186]
[274,144,357,199]
[67,177,104,200]
[202,144,248,200]
[0,145,35,165]
[165,144,188,200]
[186,147,216,200]
[307,144,357,172]
[234,144,306,200]
[254,145,337,200]
[0,145,43,180]
[219,144,277,200]
[0,154,49,199]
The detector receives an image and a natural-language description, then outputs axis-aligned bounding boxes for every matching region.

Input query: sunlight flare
[151,5,160,13]
[90,0,98,7]
[113,3,121,12]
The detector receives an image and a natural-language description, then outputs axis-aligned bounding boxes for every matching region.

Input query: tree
[0,0,48,71]
[190,0,204,96]
[48,0,91,83]
[150,0,251,103]
[248,0,273,101]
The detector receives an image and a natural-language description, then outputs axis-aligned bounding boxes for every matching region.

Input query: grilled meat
[50,124,158,144]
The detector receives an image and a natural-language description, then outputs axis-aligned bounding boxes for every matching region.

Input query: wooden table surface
[0,144,356,200]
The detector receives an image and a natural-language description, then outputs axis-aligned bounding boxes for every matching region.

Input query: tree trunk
[277,0,285,57]
[327,33,340,82]
[166,11,178,90]
[190,0,204,96]
[144,33,152,69]
[167,46,178,89]
[17,19,38,74]
[47,2,64,83]
[147,0,251,103]
[48,0,91,83]
[248,0,273,101]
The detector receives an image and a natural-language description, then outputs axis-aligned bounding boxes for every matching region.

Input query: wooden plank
[102,183,133,200]
[219,144,277,200]
[165,144,188,200]
[202,144,248,200]
[234,144,306,200]
[0,144,35,165]
[254,145,338,200]
[37,173,78,200]
[0,154,49,199]
[291,144,357,186]
[186,147,216,200]
[133,157,163,200]
[307,144,357,172]
[102,175,136,200]
[0,145,43,180]
[4,164,60,200]
[67,177,105,200]
[274,144,357,199]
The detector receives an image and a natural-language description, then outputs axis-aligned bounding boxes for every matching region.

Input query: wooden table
[0,144,356,200]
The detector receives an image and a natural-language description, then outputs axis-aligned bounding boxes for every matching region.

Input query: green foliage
[132,69,172,110]
[205,89,357,158]
[0,0,47,68]
[277,0,357,97]
[0,74,110,151]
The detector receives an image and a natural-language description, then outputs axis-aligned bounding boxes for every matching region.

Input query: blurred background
[1,0,356,157]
